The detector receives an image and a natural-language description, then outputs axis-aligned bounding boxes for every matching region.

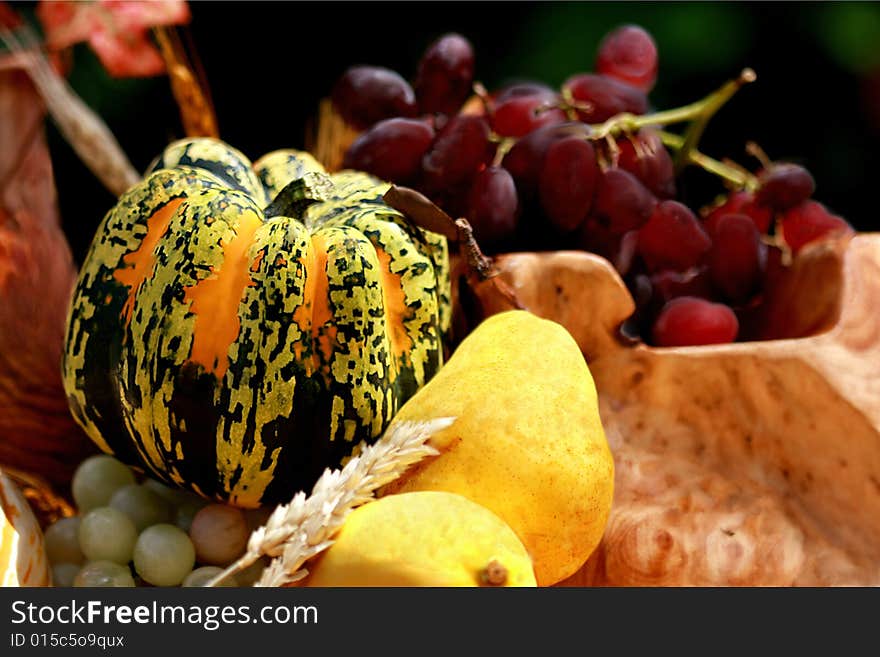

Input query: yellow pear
[381,310,614,586]
[303,491,537,587]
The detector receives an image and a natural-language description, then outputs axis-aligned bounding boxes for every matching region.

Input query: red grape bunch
[329,26,854,348]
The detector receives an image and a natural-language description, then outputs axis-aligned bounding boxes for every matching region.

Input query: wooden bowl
[473,233,880,586]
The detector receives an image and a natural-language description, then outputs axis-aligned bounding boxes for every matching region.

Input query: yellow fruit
[381,310,614,586]
[303,491,536,587]
[1,468,52,587]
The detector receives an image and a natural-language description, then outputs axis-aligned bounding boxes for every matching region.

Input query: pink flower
[36,0,190,78]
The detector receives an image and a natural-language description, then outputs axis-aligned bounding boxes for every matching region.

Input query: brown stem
[381,186,525,313]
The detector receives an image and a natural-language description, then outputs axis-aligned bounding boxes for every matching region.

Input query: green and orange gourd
[61,138,451,507]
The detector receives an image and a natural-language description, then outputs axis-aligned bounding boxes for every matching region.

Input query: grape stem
[587,68,755,138]
[584,68,759,189]
[671,68,756,175]
[489,135,517,167]
[656,130,758,190]
[479,68,761,190]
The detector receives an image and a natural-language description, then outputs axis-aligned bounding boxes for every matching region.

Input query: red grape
[651,297,739,347]
[623,272,655,339]
[491,90,567,137]
[594,167,657,234]
[421,114,495,192]
[650,267,713,304]
[755,163,816,211]
[708,214,766,303]
[703,190,773,234]
[577,220,641,276]
[614,230,640,275]
[638,200,711,272]
[502,121,591,198]
[466,166,520,244]
[759,243,788,299]
[561,73,648,123]
[415,33,475,117]
[617,128,676,198]
[577,216,622,264]
[494,82,557,103]
[343,118,435,185]
[538,136,598,233]
[780,200,853,254]
[331,66,417,129]
[596,25,659,92]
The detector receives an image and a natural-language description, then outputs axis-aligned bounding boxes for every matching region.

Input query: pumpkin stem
[264,172,334,220]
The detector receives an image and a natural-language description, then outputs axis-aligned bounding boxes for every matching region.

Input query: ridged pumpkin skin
[62,138,451,507]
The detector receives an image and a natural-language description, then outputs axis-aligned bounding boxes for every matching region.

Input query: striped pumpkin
[62,138,451,507]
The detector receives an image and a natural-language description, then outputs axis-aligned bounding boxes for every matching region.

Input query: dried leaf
[0,60,97,487]
[383,185,459,242]
[0,24,140,196]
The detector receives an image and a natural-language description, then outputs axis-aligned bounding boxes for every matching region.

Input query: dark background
[14,1,880,263]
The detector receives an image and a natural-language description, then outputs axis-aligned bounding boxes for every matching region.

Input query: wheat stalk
[0,22,140,196]
[307,98,361,173]
[206,417,454,587]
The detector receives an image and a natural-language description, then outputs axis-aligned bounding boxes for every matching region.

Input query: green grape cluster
[44,455,264,587]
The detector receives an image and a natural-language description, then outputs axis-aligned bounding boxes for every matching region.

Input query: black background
[13,1,880,262]
[0,587,870,654]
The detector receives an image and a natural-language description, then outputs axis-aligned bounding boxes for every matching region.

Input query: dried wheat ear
[207,417,454,588]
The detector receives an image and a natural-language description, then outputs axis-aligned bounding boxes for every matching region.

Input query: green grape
[52,563,81,587]
[133,524,196,587]
[78,507,137,565]
[72,455,136,512]
[141,478,178,502]
[174,497,209,533]
[141,478,198,506]
[109,484,173,532]
[189,504,249,566]
[44,517,85,565]
[181,566,238,587]
[73,561,136,587]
